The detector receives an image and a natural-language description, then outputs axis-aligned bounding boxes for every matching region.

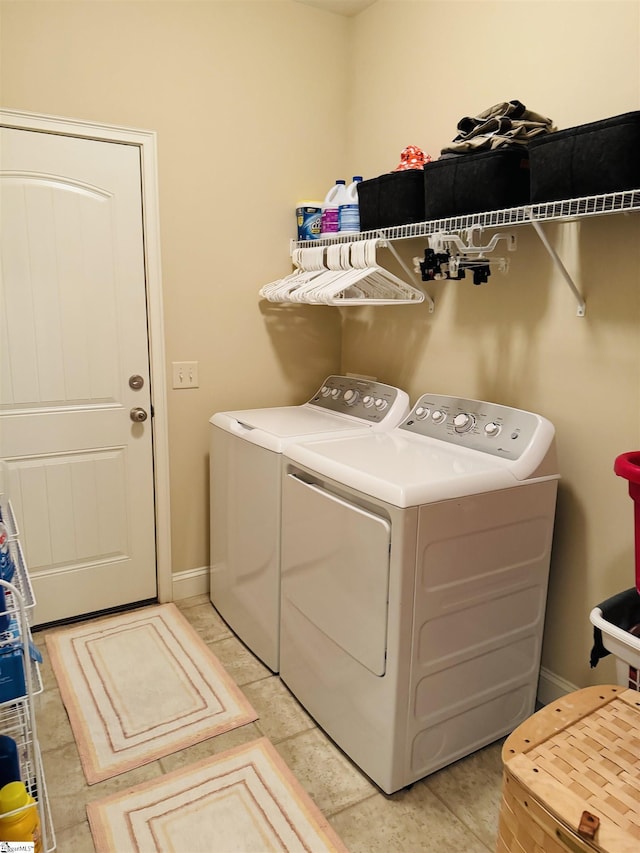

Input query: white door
[281,473,391,676]
[0,126,158,624]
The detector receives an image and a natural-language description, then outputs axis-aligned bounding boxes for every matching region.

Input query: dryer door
[281,473,391,676]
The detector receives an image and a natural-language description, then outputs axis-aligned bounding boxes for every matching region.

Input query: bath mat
[87,737,349,853]
[46,603,258,784]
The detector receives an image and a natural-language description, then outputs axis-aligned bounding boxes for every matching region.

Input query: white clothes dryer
[209,376,410,672]
[279,393,559,794]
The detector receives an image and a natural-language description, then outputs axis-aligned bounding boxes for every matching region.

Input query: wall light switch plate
[172,361,199,389]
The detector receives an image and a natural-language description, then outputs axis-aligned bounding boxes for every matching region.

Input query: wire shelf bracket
[526,211,586,317]
[376,231,435,313]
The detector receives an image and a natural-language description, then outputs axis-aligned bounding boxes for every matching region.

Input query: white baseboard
[171,565,210,601]
[537,666,580,706]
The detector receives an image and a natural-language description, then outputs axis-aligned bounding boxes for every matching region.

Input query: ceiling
[294,0,378,17]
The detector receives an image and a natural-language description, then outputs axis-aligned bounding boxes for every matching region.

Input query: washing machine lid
[209,376,410,452]
[210,406,375,453]
[284,431,530,508]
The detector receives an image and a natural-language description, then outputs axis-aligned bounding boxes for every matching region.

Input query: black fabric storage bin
[423,149,530,219]
[357,170,425,232]
[529,111,640,203]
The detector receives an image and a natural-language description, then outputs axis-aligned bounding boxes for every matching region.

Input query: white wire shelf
[288,189,640,315]
[0,498,54,849]
[7,540,36,616]
[0,704,55,851]
[0,496,19,539]
[293,189,640,248]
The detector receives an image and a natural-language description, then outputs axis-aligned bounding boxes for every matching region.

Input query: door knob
[130,407,148,423]
[129,374,145,390]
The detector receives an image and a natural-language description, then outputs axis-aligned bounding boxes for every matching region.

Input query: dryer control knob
[331,388,341,399]
[484,421,501,437]
[344,389,360,406]
[432,409,447,424]
[453,412,475,433]
[363,395,374,408]
[415,406,430,420]
[321,385,331,396]
[374,398,388,411]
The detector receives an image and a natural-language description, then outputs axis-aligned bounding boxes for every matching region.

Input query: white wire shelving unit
[0,495,55,852]
[290,189,640,316]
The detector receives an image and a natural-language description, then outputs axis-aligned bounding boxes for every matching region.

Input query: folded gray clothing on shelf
[441,99,555,155]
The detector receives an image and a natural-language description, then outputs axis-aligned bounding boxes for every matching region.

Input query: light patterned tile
[208,634,271,686]
[275,728,377,815]
[422,740,504,849]
[52,819,96,853]
[242,675,315,742]
[42,740,163,833]
[330,783,492,853]
[174,599,233,643]
[34,687,76,752]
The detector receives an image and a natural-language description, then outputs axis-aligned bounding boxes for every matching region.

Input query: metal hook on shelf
[429,228,517,257]
[415,247,510,285]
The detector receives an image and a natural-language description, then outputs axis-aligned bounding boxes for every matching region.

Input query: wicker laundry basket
[497,684,640,852]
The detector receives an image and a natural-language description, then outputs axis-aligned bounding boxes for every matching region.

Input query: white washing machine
[279,393,559,794]
[209,376,410,673]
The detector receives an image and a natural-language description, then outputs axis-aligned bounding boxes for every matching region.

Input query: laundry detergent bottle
[320,180,347,237]
[0,781,42,852]
[0,737,20,789]
[339,176,363,233]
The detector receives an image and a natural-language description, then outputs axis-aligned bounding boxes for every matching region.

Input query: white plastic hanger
[260,247,327,302]
[261,239,427,306]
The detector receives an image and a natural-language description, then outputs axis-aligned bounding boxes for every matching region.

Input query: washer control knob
[331,388,341,399]
[432,409,447,424]
[362,395,374,408]
[343,389,360,406]
[415,406,430,420]
[453,412,475,433]
[321,385,331,397]
[484,421,501,437]
[374,398,388,411]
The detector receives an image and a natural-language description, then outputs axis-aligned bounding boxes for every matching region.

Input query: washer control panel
[308,376,405,424]
[401,393,543,460]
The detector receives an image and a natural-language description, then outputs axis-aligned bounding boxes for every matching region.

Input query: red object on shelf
[393,145,432,171]
[614,451,640,593]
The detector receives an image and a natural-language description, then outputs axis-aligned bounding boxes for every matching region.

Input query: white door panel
[281,474,391,676]
[1,127,157,624]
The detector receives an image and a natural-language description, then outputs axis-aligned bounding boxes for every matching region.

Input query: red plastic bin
[614,451,640,593]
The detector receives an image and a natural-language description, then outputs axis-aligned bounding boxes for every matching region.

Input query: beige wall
[2,0,640,693]
[346,0,640,690]
[0,0,345,574]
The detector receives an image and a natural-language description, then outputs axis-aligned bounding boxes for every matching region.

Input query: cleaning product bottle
[339,176,363,233]
[0,737,20,789]
[320,180,347,237]
[295,200,322,241]
[0,522,15,584]
[0,781,42,852]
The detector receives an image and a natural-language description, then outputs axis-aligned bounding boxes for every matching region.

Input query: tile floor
[33,595,504,852]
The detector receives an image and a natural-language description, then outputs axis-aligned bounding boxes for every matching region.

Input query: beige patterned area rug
[46,603,258,784]
[87,737,349,853]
